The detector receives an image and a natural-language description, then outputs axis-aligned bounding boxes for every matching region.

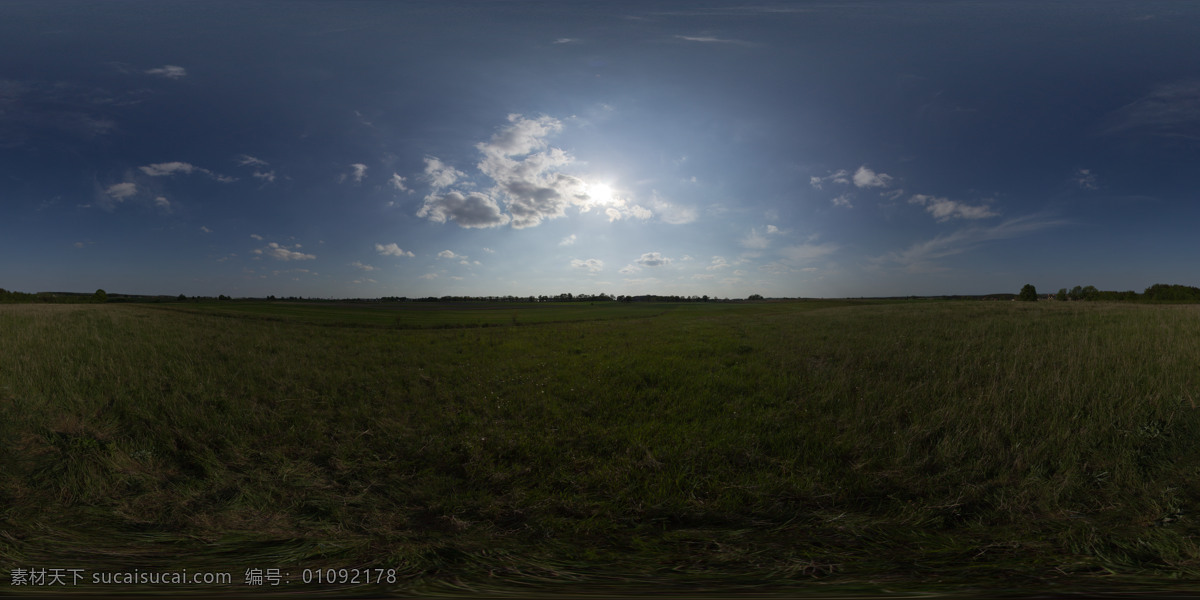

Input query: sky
[2,1,1199,299]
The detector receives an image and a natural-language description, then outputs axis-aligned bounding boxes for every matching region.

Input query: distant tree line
[1016,283,1200,303]
[0,288,108,304]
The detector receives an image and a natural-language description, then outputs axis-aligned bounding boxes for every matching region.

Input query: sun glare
[586,181,615,205]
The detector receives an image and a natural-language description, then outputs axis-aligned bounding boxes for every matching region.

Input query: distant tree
[1144,283,1200,302]
[1081,285,1099,301]
[1019,284,1038,302]
[1069,285,1083,301]
[92,289,107,303]
[747,294,764,301]
[1056,288,1068,301]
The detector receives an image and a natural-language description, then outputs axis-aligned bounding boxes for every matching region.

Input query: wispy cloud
[437,250,462,260]
[1074,168,1098,190]
[559,234,577,246]
[779,242,838,264]
[389,172,409,192]
[342,163,368,184]
[139,161,235,182]
[909,194,998,222]
[105,182,137,201]
[674,35,752,46]
[873,215,1069,272]
[350,261,376,271]
[741,228,770,249]
[553,38,578,44]
[809,169,850,190]
[253,242,315,261]
[1103,80,1200,140]
[238,155,268,167]
[648,192,697,224]
[145,65,186,79]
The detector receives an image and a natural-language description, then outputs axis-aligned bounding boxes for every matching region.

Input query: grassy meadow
[3,299,1200,596]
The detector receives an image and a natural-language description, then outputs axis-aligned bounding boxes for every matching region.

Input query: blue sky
[3,1,1199,298]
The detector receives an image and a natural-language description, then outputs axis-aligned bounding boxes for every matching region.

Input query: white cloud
[1074,169,1098,190]
[154,196,171,209]
[424,156,466,189]
[145,65,186,79]
[250,234,264,240]
[766,225,780,234]
[707,256,730,270]
[437,250,460,259]
[375,243,415,257]
[482,247,496,254]
[553,38,577,44]
[559,234,577,246]
[389,172,409,192]
[344,163,368,184]
[350,261,376,271]
[570,258,604,272]
[253,170,276,183]
[636,252,672,267]
[909,194,998,221]
[200,226,212,233]
[619,264,641,275]
[419,114,670,229]
[254,242,315,261]
[417,191,510,228]
[475,114,587,228]
[419,272,438,280]
[105,182,137,200]
[853,165,894,188]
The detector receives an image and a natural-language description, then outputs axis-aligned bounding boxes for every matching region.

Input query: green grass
[3,300,1200,596]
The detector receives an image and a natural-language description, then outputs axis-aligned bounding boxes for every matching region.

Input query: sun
[585,181,615,205]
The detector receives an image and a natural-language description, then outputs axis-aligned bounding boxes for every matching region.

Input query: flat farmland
[3,300,1200,597]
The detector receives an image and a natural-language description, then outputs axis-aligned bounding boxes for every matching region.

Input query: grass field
[3,299,1200,597]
